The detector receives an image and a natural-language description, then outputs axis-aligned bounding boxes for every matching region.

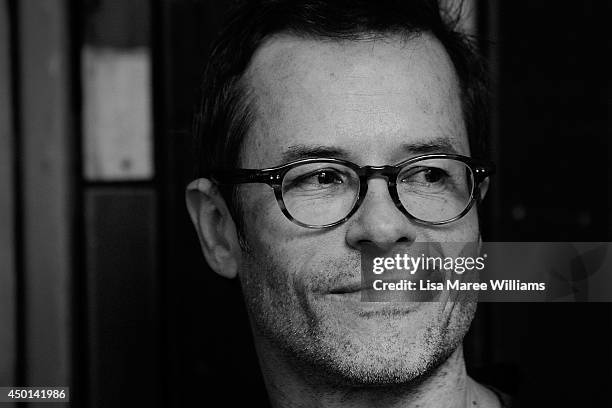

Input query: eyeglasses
[210,154,495,229]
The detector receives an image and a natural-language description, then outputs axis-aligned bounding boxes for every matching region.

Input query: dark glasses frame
[210,153,495,229]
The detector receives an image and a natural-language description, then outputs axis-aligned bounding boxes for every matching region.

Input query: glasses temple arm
[209,169,273,185]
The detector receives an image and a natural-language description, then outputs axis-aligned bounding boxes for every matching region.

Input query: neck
[254,336,496,408]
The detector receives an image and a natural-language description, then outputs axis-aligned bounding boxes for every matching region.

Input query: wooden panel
[0,0,16,391]
[85,188,160,408]
[82,46,153,180]
[82,0,153,181]
[19,0,72,388]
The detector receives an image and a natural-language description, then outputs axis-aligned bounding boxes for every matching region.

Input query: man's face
[235,33,480,384]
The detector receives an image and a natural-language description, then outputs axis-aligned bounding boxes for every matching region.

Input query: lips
[329,282,369,294]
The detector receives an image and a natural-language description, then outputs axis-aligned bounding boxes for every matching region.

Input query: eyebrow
[401,138,459,155]
[280,145,352,163]
[280,137,459,163]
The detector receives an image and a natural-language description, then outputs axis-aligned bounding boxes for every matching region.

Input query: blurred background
[0,0,610,407]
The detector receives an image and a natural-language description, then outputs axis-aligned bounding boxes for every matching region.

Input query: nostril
[356,238,411,253]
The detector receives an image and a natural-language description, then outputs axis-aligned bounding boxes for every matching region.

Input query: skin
[187,33,496,407]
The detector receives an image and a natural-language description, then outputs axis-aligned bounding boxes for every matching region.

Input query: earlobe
[186,178,241,279]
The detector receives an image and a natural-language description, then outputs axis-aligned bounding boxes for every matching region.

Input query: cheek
[239,189,350,300]
[458,210,480,240]
[422,204,481,243]
[239,186,311,292]
[241,185,297,255]
[239,182,336,255]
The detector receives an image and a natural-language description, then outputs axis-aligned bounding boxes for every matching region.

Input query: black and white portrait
[0,1,610,407]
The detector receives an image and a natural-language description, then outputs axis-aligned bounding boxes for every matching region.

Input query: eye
[292,169,345,189]
[282,164,356,194]
[314,170,343,185]
[401,167,449,185]
[422,168,447,183]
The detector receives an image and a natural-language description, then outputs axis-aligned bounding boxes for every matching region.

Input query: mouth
[323,284,420,316]
[326,276,440,305]
[329,282,369,295]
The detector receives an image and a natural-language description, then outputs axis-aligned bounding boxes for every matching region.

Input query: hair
[194,0,489,236]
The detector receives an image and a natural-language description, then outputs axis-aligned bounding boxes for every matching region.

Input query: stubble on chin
[238,248,477,387]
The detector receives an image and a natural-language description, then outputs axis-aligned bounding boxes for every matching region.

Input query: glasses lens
[397,158,474,223]
[281,162,360,226]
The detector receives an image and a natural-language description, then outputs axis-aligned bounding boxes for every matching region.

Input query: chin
[305,332,453,387]
[288,313,465,388]
[289,299,477,386]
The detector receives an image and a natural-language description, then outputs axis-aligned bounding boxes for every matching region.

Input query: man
[186,0,501,406]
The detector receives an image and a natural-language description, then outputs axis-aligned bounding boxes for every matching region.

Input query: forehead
[241,33,468,167]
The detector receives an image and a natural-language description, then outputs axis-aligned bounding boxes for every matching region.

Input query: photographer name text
[372,279,546,291]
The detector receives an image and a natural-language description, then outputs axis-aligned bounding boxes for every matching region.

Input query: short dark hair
[194,0,489,233]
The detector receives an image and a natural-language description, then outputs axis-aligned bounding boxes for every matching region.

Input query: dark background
[2,1,610,407]
[161,2,612,406]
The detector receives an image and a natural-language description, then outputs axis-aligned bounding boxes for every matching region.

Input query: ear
[186,178,241,279]
[477,177,490,202]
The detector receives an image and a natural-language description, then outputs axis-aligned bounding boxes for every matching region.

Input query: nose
[345,178,418,252]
